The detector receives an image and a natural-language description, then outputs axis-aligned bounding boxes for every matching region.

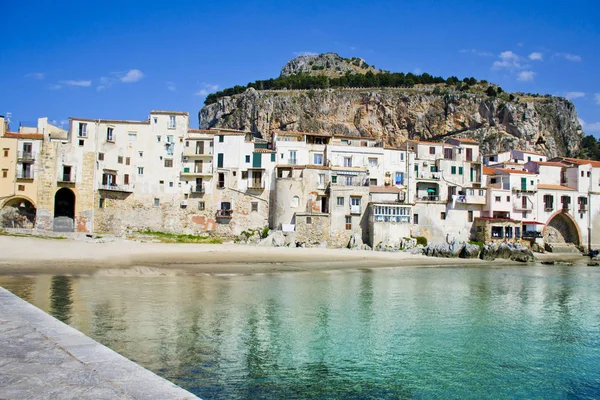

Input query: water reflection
[0,266,599,399]
[49,275,72,324]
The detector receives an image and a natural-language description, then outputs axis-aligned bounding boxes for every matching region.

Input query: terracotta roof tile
[493,168,535,175]
[537,184,577,191]
[482,166,496,175]
[3,132,43,140]
[535,161,567,167]
[557,157,600,168]
[451,138,478,144]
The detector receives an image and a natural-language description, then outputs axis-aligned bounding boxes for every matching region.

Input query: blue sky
[1,0,599,135]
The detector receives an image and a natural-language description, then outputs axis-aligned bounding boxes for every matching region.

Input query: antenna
[5,112,11,124]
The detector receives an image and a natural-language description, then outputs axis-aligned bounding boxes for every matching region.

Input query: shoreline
[0,236,590,276]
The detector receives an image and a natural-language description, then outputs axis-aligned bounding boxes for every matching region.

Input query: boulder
[347,233,363,249]
[360,244,372,251]
[375,241,398,252]
[459,244,481,259]
[424,243,462,258]
[271,231,286,247]
[496,243,513,259]
[510,248,535,263]
[480,244,497,261]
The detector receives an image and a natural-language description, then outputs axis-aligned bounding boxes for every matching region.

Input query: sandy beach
[0,235,589,276]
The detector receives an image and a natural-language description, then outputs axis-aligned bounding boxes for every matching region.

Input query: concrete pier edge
[0,286,200,399]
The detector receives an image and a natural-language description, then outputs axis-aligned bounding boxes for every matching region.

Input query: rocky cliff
[199,55,584,158]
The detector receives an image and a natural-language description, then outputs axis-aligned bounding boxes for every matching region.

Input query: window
[138,167,144,175]
[198,202,205,210]
[217,172,225,188]
[495,196,501,203]
[153,198,160,207]
[581,171,584,177]
[331,176,337,184]
[124,174,129,185]
[126,157,130,165]
[128,132,137,142]
[2,170,7,178]
[479,190,484,196]
[528,156,532,162]
[451,166,457,174]
[444,148,453,160]
[368,158,377,167]
[337,197,344,206]
[78,123,87,137]
[251,202,258,212]
[345,176,353,185]
[306,216,312,224]
[98,153,104,161]
[458,167,463,175]
[343,157,352,167]
[395,172,404,185]
[468,210,473,222]
[169,115,176,129]
[314,153,323,165]
[164,159,173,168]
[241,171,248,179]
[544,194,554,211]
[345,216,352,230]
[490,178,497,184]
[289,150,297,165]
[99,198,105,208]
[413,214,419,225]
[138,151,143,158]
[400,153,405,161]
[117,156,123,164]
[506,196,510,202]
[271,153,276,162]
[106,127,114,142]
[78,140,84,147]
[166,135,174,144]
[369,178,377,186]
[18,185,25,191]
[245,155,250,163]
[169,182,173,187]
[441,212,446,220]
[429,147,435,155]
[561,196,571,209]
[153,117,158,124]
[218,135,224,143]
[217,153,224,168]
[157,136,161,142]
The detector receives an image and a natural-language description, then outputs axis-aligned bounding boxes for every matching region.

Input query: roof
[450,138,478,144]
[517,149,545,156]
[369,185,403,193]
[537,184,577,191]
[150,110,189,116]
[69,117,150,125]
[273,130,332,138]
[3,132,43,140]
[493,168,535,175]
[401,139,443,146]
[535,161,567,167]
[482,166,496,175]
[555,157,600,168]
[522,221,545,225]
[475,217,521,223]
[187,129,214,134]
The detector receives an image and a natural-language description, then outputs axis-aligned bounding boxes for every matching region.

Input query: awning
[427,188,436,193]
[336,171,359,176]
[522,221,545,225]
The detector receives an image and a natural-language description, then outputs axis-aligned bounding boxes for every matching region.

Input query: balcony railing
[513,202,533,211]
[350,205,361,214]
[191,185,205,194]
[182,167,213,175]
[17,151,35,160]
[99,184,133,192]
[248,182,264,190]
[287,158,298,165]
[579,205,588,212]
[183,148,213,157]
[331,179,369,187]
[216,209,233,218]
[58,174,75,183]
[522,231,543,239]
[16,170,33,179]
[417,195,441,202]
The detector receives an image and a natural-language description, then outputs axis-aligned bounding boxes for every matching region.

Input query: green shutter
[459,167,463,175]
[521,177,527,190]
[217,153,224,168]
[252,152,262,168]
[271,153,275,162]
[451,166,456,174]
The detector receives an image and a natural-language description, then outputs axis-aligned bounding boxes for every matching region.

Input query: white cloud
[459,49,493,57]
[580,118,600,133]
[493,50,524,70]
[293,51,318,57]
[517,71,535,81]
[554,52,582,62]
[59,80,92,87]
[528,52,543,61]
[120,69,144,83]
[565,91,585,100]
[25,72,45,80]
[594,93,600,105]
[166,81,176,92]
[194,83,220,97]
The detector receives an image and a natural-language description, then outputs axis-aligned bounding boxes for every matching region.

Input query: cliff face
[199,87,584,158]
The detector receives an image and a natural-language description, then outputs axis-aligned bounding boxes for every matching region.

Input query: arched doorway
[543,212,581,246]
[0,198,36,228]
[54,188,76,232]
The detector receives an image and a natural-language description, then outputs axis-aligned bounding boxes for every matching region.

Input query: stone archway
[0,197,36,228]
[543,211,581,246]
[54,188,76,232]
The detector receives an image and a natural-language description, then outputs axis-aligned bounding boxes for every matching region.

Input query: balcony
[58,174,75,183]
[416,172,441,181]
[216,209,233,218]
[350,205,361,214]
[512,186,537,193]
[16,170,33,180]
[416,194,443,202]
[453,194,486,205]
[17,151,35,161]
[578,205,588,212]
[513,202,533,211]
[247,181,264,190]
[287,158,298,165]
[99,184,133,193]
[190,185,205,194]
[183,148,213,157]
[181,167,213,176]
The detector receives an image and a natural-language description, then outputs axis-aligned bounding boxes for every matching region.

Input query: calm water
[2,265,600,399]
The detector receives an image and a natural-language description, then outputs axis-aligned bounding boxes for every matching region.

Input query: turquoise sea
[1,264,599,399]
